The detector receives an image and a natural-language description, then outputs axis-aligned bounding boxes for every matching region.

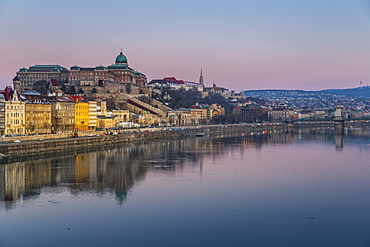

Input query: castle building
[13,51,147,95]
[106,51,147,93]
[69,65,115,87]
[13,65,69,92]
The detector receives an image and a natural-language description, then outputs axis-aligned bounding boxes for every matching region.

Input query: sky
[0,0,370,91]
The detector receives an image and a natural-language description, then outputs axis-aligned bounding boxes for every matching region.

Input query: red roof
[0,91,8,101]
[55,96,75,102]
[71,96,87,102]
[51,79,58,86]
[163,77,178,82]
[4,86,13,99]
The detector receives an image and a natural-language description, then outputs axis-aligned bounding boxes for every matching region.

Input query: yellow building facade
[72,96,89,131]
[88,101,97,131]
[97,115,116,129]
[111,109,130,123]
[5,91,25,136]
[49,96,75,133]
[24,96,52,134]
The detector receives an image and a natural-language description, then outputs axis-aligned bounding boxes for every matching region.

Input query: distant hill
[245,87,370,98]
[321,87,370,98]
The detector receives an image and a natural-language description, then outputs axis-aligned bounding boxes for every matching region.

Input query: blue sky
[0,0,370,91]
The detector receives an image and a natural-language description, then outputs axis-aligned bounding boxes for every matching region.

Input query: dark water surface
[1,128,370,247]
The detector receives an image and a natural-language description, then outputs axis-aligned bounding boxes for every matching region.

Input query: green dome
[95,65,107,70]
[115,52,128,64]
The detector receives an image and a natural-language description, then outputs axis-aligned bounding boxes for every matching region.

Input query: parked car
[13,140,21,143]
[38,138,44,141]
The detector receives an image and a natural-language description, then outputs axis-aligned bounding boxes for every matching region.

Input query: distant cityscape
[244,88,370,109]
[1,51,369,136]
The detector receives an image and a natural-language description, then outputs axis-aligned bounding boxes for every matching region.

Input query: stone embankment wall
[0,122,335,160]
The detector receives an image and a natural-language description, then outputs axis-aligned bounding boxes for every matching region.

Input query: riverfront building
[88,101,97,131]
[71,96,89,131]
[111,109,130,123]
[167,109,193,126]
[0,94,5,136]
[4,90,26,136]
[22,94,52,134]
[97,115,116,130]
[48,95,75,133]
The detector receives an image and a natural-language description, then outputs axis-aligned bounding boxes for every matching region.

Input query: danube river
[0,126,370,247]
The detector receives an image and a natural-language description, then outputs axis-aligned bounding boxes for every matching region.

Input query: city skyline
[0,0,370,91]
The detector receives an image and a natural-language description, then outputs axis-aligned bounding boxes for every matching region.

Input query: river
[0,126,370,247]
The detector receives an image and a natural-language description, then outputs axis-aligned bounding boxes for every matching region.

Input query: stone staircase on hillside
[121,94,167,117]
[151,99,172,112]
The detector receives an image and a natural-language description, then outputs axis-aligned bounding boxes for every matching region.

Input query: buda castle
[13,51,147,95]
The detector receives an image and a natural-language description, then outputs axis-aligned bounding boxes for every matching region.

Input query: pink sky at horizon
[1,0,370,91]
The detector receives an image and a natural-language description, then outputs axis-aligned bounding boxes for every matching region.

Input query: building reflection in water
[0,125,369,209]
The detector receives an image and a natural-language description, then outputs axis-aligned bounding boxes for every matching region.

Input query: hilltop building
[204,83,231,99]
[13,51,147,95]
[13,65,69,93]
[69,51,147,95]
[148,70,204,92]
[148,77,203,91]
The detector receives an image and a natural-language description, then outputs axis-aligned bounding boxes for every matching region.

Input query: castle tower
[13,76,20,92]
[199,69,204,86]
[115,50,128,66]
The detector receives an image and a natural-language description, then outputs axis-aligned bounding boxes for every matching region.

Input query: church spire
[199,69,204,86]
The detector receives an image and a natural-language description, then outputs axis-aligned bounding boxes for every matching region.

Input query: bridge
[291,106,370,122]
[290,105,370,133]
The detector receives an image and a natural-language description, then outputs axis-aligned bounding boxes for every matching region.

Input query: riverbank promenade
[0,121,366,160]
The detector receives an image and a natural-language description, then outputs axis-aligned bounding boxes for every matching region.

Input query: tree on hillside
[153,88,235,112]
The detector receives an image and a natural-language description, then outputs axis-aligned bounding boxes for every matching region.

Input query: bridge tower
[334,105,345,134]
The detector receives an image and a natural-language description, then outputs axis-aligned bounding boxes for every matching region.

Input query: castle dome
[115,51,128,64]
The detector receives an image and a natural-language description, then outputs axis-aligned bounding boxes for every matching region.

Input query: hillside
[321,87,370,98]
[245,87,370,98]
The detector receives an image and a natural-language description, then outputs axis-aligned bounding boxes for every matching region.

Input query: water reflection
[1,125,369,210]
